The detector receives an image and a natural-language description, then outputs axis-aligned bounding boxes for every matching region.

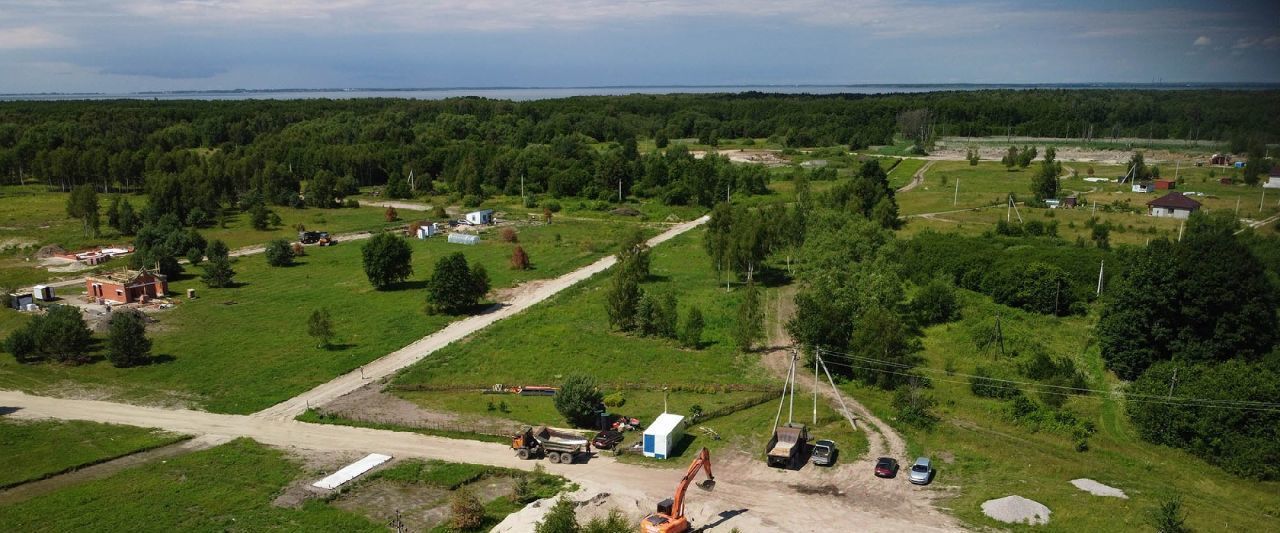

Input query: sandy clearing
[0,390,957,532]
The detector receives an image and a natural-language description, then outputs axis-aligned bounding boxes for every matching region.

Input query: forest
[0,89,1277,211]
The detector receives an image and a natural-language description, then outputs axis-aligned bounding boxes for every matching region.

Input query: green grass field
[0,186,402,288]
[0,438,383,531]
[833,292,1280,531]
[0,419,187,488]
[0,218,638,413]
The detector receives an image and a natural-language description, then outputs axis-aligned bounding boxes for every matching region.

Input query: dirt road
[896,160,935,193]
[17,230,378,294]
[362,200,433,211]
[252,215,711,420]
[0,390,957,532]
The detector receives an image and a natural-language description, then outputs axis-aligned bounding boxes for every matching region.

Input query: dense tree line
[1,90,1275,202]
[1098,212,1280,479]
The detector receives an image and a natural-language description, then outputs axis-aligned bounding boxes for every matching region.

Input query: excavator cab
[639,448,714,533]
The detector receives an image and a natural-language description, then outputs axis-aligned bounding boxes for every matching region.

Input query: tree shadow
[0,406,21,416]
[644,274,672,283]
[386,279,429,291]
[324,343,357,351]
[145,353,176,365]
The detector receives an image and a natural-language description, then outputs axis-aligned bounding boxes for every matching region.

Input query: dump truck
[765,423,810,469]
[512,426,590,464]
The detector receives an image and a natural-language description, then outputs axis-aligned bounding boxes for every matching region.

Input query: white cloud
[0,26,73,49]
[1264,35,1280,49]
[1193,35,1211,46]
[1233,37,1256,49]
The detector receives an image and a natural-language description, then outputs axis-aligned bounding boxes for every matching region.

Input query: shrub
[432,205,448,219]
[343,198,360,208]
[500,227,518,242]
[536,497,580,533]
[602,391,626,408]
[555,374,603,428]
[384,206,399,222]
[4,305,93,364]
[511,245,531,270]
[909,279,959,326]
[264,239,294,267]
[290,242,305,256]
[449,489,485,531]
[544,200,562,213]
[426,252,490,313]
[892,383,938,429]
[969,366,1021,399]
[680,306,705,349]
[1147,495,1190,533]
[463,194,483,207]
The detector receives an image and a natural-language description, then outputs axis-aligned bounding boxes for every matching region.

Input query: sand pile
[1070,478,1127,498]
[36,244,67,258]
[982,495,1051,525]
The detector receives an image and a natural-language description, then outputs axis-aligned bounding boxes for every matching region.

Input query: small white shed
[465,209,494,225]
[642,413,685,460]
[33,285,55,301]
[415,223,439,239]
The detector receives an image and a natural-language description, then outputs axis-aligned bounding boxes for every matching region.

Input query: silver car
[811,439,837,467]
[908,457,933,485]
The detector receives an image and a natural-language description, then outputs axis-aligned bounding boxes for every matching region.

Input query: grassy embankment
[0,218,641,413]
[835,292,1280,531]
[391,228,867,463]
[0,418,187,489]
[0,437,568,532]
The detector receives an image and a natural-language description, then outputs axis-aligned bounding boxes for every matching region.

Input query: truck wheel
[548,452,561,464]
[517,449,529,460]
[560,452,574,464]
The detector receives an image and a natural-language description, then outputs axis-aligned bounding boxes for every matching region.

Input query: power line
[818,347,1280,408]
[813,348,1280,413]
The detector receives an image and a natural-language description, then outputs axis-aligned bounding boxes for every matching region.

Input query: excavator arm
[671,447,714,520]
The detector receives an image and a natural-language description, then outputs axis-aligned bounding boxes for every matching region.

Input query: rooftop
[87,268,164,285]
[1147,192,1202,210]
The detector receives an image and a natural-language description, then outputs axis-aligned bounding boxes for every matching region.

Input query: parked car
[874,457,899,478]
[908,457,933,485]
[591,430,624,450]
[811,439,838,466]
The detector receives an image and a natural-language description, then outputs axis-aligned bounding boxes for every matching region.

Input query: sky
[0,0,1278,93]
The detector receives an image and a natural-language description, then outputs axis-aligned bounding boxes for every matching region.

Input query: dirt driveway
[1,390,958,532]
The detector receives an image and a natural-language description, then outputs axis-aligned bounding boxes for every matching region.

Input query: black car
[874,457,899,478]
[591,430,624,450]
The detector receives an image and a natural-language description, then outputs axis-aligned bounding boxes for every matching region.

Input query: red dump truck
[766,423,810,469]
[512,426,591,464]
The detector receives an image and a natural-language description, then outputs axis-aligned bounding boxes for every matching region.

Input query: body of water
[3,83,1275,102]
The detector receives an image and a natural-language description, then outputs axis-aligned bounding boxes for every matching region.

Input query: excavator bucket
[696,479,716,491]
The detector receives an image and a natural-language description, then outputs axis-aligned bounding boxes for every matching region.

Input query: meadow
[0,217,641,413]
[0,418,187,488]
[834,292,1280,531]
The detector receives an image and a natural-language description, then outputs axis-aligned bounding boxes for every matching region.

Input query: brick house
[85,268,168,304]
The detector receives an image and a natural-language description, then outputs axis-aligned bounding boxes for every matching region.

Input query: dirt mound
[610,207,641,217]
[36,244,67,258]
[982,495,1051,525]
[1070,478,1127,498]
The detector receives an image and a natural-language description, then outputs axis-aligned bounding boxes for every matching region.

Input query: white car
[908,457,933,485]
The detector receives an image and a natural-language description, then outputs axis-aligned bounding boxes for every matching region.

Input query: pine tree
[680,306,705,349]
[106,309,151,367]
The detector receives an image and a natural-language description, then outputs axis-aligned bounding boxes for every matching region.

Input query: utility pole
[1262,188,1267,213]
[1096,260,1105,296]
[953,178,960,207]
[813,350,819,426]
[1178,220,1185,242]
[1167,367,1179,398]
[618,179,622,203]
[1236,197,1241,216]
[520,174,525,203]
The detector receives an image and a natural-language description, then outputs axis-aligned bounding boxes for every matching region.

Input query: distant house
[464,209,494,225]
[1063,196,1078,208]
[1132,181,1155,193]
[85,268,168,304]
[1210,153,1232,166]
[415,223,440,239]
[1154,179,1176,190]
[1147,192,1202,219]
[1265,166,1280,189]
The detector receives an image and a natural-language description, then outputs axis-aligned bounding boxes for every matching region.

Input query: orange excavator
[639,447,715,533]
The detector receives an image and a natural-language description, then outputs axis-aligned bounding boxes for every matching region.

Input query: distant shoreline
[3,83,1277,101]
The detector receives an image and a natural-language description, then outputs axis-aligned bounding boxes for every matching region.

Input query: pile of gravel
[982,495,1051,525]
[1070,478,1128,498]
[36,244,67,258]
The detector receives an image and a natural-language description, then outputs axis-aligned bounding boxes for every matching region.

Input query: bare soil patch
[982,495,1051,525]
[1070,478,1127,498]
[321,381,522,435]
[330,478,451,529]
